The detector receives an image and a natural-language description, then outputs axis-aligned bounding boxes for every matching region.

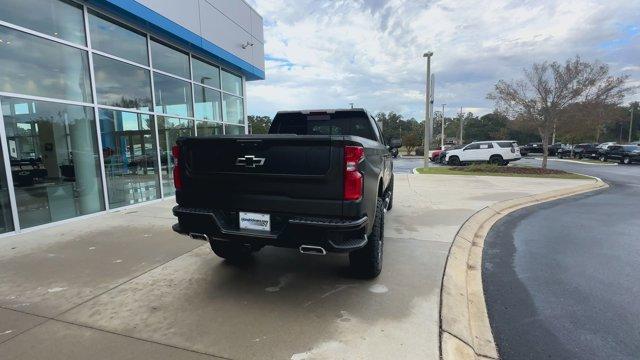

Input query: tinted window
[88,11,148,65]
[496,142,513,148]
[271,112,375,140]
[194,85,222,121]
[150,40,190,78]
[158,116,194,196]
[222,94,244,124]
[99,109,160,208]
[225,124,245,135]
[192,58,220,88]
[465,143,481,150]
[221,70,243,96]
[623,145,639,151]
[3,96,104,228]
[196,120,223,136]
[0,26,92,102]
[0,0,85,45]
[153,73,193,117]
[93,55,152,111]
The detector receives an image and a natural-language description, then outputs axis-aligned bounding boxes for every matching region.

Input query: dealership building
[0,0,265,234]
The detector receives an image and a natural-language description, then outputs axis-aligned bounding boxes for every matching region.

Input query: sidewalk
[0,174,592,359]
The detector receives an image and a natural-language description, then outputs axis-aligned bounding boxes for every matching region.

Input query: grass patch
[415,164,591,179]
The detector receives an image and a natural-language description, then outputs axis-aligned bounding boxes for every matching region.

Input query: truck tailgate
[178,135,344,216]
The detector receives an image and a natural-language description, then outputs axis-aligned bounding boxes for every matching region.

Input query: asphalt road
[483,157,640,360]
[392,156,440,173]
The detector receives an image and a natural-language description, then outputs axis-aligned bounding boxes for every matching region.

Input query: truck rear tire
[349,198,384,279]
[209,240,253,262]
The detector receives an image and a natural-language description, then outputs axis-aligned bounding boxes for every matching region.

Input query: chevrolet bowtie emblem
[236,155,265,168]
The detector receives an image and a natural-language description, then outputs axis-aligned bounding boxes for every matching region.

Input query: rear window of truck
[269,112,376,141]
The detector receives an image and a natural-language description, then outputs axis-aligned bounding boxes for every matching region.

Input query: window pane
[0,0,85,45]
[99,109,160,208]
[225,124,245,135]
[194,85,222,121]
[196,120,222,136]
[93,55,153,111]
[157,117,193,196]
[88,11,148,65]
[150,40,189,78]
[2,96,104,228]
[0,26,92,102]
[221,70,243,96]
[192,58,220,88]
[0,101,14,233]
[222,94,244,124]
[154,73,193,117]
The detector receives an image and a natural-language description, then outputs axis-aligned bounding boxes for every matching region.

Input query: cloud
[246,0,640,119]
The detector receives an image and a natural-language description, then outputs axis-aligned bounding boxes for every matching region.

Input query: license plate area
[239,212,271,232]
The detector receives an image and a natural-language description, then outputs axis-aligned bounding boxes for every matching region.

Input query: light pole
[440,103,446,149]
[459,106,464,145]
[423,51,433,168]
[630,105,635,143]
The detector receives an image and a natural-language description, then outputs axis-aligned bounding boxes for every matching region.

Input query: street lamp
[423,51,433,168]
[630,105,635,143]
[440,103,446,149]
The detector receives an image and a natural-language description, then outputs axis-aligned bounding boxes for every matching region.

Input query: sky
[245,0,640,120]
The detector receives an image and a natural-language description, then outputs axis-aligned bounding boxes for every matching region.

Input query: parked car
[556,144,574,159]
[548,143,565,156]
[430,149,443,162]
[600,145,640,164]
[519,142,542,156]
[573,143,600,159]
[171,108,400,278]
[445,140,520,166]
[438,145,463,163]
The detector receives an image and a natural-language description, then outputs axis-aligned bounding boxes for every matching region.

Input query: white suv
[445,141,521,166]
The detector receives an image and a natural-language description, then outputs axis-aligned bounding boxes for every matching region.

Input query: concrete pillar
[68,109,102,214]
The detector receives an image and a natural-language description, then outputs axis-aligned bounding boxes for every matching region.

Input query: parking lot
[0,164,593,360]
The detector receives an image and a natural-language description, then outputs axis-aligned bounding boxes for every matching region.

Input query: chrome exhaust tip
[299,245,327,255]
[189,233,209,241]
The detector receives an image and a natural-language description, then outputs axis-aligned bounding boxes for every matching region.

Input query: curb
[439,176,609,360]
[532,157,618,166]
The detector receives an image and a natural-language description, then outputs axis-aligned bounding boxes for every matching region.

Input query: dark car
[556,144,574,159]
[519,142,543,156]
[171,108,399,278]
[601,145,640,164]
[573,143,600,159]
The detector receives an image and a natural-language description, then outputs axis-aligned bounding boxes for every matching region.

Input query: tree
[488,56,633,168]
[248,115,272,134]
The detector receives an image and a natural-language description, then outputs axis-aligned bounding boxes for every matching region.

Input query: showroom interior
[0,0,264,235]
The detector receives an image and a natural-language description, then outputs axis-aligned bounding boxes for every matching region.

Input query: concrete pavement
[0,173,590,359]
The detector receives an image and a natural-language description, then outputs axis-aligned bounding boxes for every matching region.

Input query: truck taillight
[344,146,364,201]
[172,145,182,190]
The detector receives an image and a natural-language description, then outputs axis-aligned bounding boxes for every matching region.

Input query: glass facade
[0,26,92,102]
[2,97,104,228]
[99,109,160,209]
[0,0,247,233]
[158,117,194,196]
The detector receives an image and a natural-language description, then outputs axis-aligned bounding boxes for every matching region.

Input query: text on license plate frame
[239,212,271,231]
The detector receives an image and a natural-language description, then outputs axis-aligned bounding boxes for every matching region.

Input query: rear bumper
[172,206,369,253]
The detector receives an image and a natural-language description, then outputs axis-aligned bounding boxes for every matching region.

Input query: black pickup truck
[171,109,401,278]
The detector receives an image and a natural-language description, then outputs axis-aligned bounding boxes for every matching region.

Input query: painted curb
[439,176,609,360]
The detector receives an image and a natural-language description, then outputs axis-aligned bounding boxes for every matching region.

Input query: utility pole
[423,52,433,168]
[440,104,446,149]
[429,74,435,142]
[459,106,464,145]
[630,106,635,143]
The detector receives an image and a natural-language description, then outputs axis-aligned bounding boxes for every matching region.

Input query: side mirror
[389,138,402,149]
